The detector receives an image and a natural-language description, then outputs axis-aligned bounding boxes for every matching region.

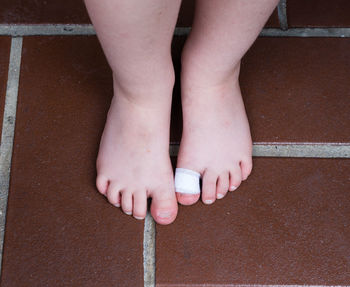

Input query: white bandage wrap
[175,168,201,194]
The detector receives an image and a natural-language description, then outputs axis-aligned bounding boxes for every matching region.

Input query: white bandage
[175,168,201,194]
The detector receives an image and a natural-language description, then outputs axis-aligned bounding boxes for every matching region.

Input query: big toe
[150,190,178,225]
[174,167,201,206]
[176,193,200,206]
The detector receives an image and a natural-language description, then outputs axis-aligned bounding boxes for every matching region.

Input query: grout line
[3,24,350,37]
[170,143,350,158]
[0,37,23,273]
[174,27,191,36]
[0,24,96,36]
[143,212,156,287]
[260,27,350,37]
[277,0,288,31]
[156,285,350,287]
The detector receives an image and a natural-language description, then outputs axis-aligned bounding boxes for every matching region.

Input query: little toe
[240,157,253,181]
[150,189,178,225]
[216,172,229,199]
[229,165,242,191]
[201,170,217,205]
[121,191,133,216]
[106,183,121,207]
[133,191,147,220]
[96,174,109,195]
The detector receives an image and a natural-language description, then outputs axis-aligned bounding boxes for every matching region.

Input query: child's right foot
[96,76,178,225]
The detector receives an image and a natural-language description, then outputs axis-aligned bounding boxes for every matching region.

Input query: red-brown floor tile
[0,37,11,141]
[0,0,91,24]
[241,37,350,143]
[0,36,144,287]
[170,36,185,144]
[156,158,350,286]
[177,2,279,28]
[177,0,195,27]
[0,0,278,27]
[170,36,350,144]
[288,0,350,27]
[265,8,279,28]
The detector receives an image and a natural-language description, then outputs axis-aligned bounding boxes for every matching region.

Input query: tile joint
[0,37,23,273]
[143,212,156,287]
[170,143,350,158]
[2,25,350,37]
[156,285,350,287]
[277,0,288,31]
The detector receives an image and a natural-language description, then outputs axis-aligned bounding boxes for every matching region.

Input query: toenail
[229,185,237,191]
[217,193,225,199]
[134,215,144,220]
[204,199,214,205]
[125,211,132,215]
[114,203,120,207]
[158,211,172,219]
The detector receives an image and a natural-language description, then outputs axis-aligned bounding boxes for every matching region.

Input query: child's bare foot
[175,0,278,205]
[84,0,182,224]
[96,76,178,225]
[177,60,252,206]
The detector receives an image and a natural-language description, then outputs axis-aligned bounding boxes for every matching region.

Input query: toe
[176,193,200,206]
[201,170,217,205]
[96,174,109,195]
[106,183,121,207]
[150,188,178,225]
[240,157,253,181]
[175,166,201,206]
[133,191,147,220]
[216,172,229,199]
[121,191,133,215]
[229,165,242,191]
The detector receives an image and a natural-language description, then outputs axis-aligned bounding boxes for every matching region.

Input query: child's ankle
[112,66,175,106]
[181,45,241,88]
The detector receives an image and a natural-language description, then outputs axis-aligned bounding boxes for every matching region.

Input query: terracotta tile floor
[0,37,11,140]
[0,2,349,287]
[0,0,279,28]
[157,158,350,286]
[1,37,143,287]
[288,0,350,27]
[171,36,350,144]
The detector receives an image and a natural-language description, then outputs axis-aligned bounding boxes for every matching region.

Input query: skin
[84,0,279,224]
[84,0,182,224]
[177,0,279,205]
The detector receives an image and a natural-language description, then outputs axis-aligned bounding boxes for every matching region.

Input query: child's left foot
[177,62,253,205]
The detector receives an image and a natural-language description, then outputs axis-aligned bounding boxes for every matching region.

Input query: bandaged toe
[175,168,201,194]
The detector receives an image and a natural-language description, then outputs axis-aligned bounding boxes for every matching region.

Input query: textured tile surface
[170,37,350,144]
[265,8,279,28]
[288,0,350,27]
[156,158,350,286]
[177,1,279,28]
[0,0,91,24]
[0,37,11,140]
[170,36,185,144]
[0,36,144,287]
[177,0,195,27]
[0,0,278,28]
[241,37,350,143]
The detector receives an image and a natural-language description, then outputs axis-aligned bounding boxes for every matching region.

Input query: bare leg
[84,0,182,224]
[177,0,278,205]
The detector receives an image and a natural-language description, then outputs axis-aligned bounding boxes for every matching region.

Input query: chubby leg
[84,0,182,224]
[177,0,278,205]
